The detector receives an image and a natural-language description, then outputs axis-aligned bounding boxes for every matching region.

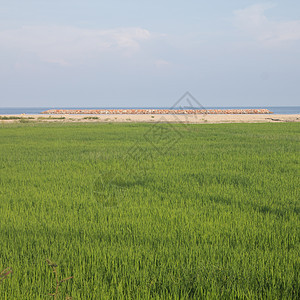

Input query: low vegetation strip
[42,108,273,114]
[0,116,34,120]
[0,122,299,299]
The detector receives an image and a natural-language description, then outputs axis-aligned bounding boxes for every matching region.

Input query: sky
[0,0,299,107]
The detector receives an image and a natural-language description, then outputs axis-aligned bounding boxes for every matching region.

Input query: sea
[0,106,299,115]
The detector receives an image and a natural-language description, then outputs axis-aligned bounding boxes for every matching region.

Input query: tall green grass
[0,122,299,299]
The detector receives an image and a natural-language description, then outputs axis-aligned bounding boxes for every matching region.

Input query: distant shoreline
[1,106,300,115]
[1,114,299,124]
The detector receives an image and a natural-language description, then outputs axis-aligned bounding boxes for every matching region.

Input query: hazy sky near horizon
[0,1,299,107]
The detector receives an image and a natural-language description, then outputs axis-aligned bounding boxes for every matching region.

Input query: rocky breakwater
[42,109,273,115]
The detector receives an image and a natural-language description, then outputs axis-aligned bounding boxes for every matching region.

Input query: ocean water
[0,106,299,115]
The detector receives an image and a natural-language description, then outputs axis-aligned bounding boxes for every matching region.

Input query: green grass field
[0,122,299,299]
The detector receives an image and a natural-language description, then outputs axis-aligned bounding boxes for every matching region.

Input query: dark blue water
[0,106,299,115]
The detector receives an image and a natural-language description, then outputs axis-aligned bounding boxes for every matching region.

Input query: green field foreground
[0,122,299,299]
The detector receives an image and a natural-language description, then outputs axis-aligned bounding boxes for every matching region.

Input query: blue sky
[0,0,299,107]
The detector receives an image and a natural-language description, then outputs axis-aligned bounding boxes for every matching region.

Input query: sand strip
[0,114,299,124]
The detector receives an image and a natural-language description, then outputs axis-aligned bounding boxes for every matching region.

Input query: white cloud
[154,59,170,68]
[234,3,300,45]
[0,26,153,66]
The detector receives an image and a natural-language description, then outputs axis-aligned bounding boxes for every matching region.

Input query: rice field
[0,122,299,299]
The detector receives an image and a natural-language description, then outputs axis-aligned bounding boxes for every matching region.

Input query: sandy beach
[1,114,299,124]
